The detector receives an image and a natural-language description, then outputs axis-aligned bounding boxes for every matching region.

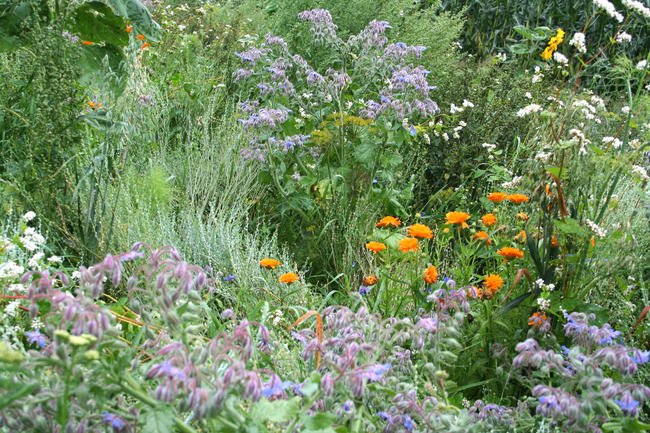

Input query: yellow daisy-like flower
[445,211,471,229]
[408,223,433,239]
[398,237,419,253]
[366,241,387,253]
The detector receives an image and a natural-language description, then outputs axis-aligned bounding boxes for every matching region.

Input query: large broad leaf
[0,1,33,51]
[78,42,127,95]
[141,405,175,433]
[106,0,161,41]
[73,1,128,46]
[250,397,300,424]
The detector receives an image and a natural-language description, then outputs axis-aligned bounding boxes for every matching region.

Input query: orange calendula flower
[516,211,528,221]
[424,265,438,284]
[590,237,595,247]
[472,231,492,245]
[467,286,482,299]
[366,241,387,253]
[279,272,299,284]
[82,40,94,45]
[528,312,548,327]
[259,258,282,269]
[443,228,450,233]
[141,42,150,49]
[376,216,401,227]
[551,236,558,247]
[481,213,497,227]
[483,274,504,297]
[364,275,378,286]
[137,34,146,40]
[398,237,419,253]
[507,194,529,204]
[408,223,433,239]
[487,192,508,202]
[126,26,133,33]
[87,101,102,109]
[445,211,471,229]
[514,230,527,243]
[497,247,524,262]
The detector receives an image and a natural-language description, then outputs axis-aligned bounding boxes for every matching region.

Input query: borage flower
[398,238,419,253]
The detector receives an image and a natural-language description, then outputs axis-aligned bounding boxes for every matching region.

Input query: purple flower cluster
[237,108,290,129]
[348,20,392,50]
[383,42,427,60]
[297,9,340,45]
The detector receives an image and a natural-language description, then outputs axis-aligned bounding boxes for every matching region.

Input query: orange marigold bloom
[126,26,133,33]
[424,265,438,284]
[364,275,378,286]
[82,40,94,45]
[408,223,433,239]
[398,237,419,253]
[279,272,298,284]
[528,312,548,327]
[590,237,595,247]
[141,42,150,49]
[87,101,102,109]
[376,216,401,227]
[516,211,528,221]
[467,286,482,299]
[481,213,497,227]
[259,258,282,269]
[497,247,524,262]
[514,230,527,243]
[472,231,492,245]
[487,192,508,202]
[137,34,146,40]
[551,236,558,247]
[483,274,504,296]
[443,228,450,233]
[445,211,471,229]
[507,194,529,204]
[366,241,387,253]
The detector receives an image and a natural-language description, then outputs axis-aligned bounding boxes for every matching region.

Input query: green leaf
[106,0,161,41]
[141,405,175,433]
[251,397,300,424]
[300,412,337,430]
[72,2,128,46]
[78,42,127,96]
[554,218,586,236]
[353,139,377,167]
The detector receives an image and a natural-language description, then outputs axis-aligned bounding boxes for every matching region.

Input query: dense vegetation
[1,0,649,431]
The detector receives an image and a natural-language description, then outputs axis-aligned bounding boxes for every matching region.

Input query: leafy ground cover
[1,0,649,431]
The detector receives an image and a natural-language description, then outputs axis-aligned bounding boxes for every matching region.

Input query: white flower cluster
[585,218,607,238]
[553,52,568,65]
[622,0,650,18]
[594,0,625,22]
[0,262,24,279]
[531,65,544,83]
[20,227,45,252]
[22,211,36,222]
[602,136,622,149]
[621,105,630,114]
[502,175,523,189]
[535,151,553,162]
[569,32,587,54]
[449,99,474,114]
[516,103,543,117]
[495,52,507,62]
[482,143,497,152]
[631,165,649,181]
[28,252,44,268]
[572,99,601,123]
[637,60,648,70]
[537,297,551,312]
[569,128,591,155]
[616,31,632,43]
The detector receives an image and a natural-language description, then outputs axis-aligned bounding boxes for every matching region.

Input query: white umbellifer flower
[47,256,62,263]
[28,252,45,268]
[616,31,632,43]
[621,105,630,114]
[593,0,625,22]
[502,176,523,189]
[31,317,44,330]
[450,103,463,114]
[442,132,449,141]
[637,60,648,70]
[516,104,543,117]
[553,52,568,65]
[462,99,474,108]
[631,165,649,181]
[22,211,36,222]
[423,133,430,145]
[452,131,460,139]
[622,0,650,17]
[585,219,607,238]
[531,73,544,83]
[4,300,20,318]
[569,32,587,54]
[495,52,507,62]
[23,227,45,244]
[482,143,497,152]
[602,136,622,149]
[537,297,551,311]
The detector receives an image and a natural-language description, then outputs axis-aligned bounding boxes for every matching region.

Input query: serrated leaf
[141,406,175,433]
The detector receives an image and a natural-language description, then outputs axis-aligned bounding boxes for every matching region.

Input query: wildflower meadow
[0,0,649,432]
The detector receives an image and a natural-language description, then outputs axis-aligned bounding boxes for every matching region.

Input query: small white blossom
[502,176,523,189]
[553,52,568,65]
[449,103,463,114]
[9,284,25,293]
[622,0,650,18]
[525,92,532,99]
[47,256,62,264]
[4,300,21,318]
[631,165,649,181]
[621,105,630,114]
[537,297,551,312]
[516,104,543,117]
[602,136,622,149]
[482,143,497,152]
[71,271,81,280]
[22,211,36,222]
[569,32,587,54]
[616,31,632,43]
[593,0,624,22]
[28,252,45,268]
[636,60,648,70]
[0,262,24,279]
[462,99,475,108]
[585,218,607,238]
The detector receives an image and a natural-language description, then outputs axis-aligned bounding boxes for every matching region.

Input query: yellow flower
[260,258,282,269]
[408,223,433,239]
[279,272,299,284]
[366,241,387,253]
[424,265,438,284]
[398,237,419,253]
